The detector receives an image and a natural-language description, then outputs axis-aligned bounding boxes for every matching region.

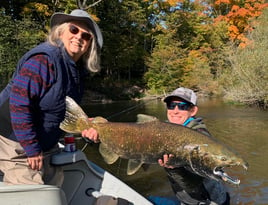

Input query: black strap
[176,190,211,205]
[165,167,212,205]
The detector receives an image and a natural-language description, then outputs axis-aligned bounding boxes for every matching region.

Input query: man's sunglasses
[166,101,192,111]
[69,25,93,41]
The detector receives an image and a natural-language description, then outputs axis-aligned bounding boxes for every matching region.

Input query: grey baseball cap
[164,87,197,105]
[50,9,103,48]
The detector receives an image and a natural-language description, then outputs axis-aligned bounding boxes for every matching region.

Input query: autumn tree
[144,0,229,94]
[213,0,268,47]
[222,8,268,108]
[1,0,267,101]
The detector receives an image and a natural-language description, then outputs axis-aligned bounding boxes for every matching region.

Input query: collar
[183,117,195,126]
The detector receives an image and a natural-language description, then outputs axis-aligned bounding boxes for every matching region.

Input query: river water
[78,98,268,205]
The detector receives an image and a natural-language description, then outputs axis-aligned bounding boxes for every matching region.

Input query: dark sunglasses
[166,101,191,111]
[69,25,92,41]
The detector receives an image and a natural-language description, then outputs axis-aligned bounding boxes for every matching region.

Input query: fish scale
[60,96,248,185]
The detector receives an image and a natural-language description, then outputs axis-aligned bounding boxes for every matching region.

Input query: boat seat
[0,182,67,205]
[0,170,67,205]
[0,151,85,205]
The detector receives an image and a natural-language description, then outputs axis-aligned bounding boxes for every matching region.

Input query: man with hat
[158,87,230,205]
[0,9,102,186]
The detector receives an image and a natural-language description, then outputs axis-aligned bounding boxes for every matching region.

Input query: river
[77,98,268,205]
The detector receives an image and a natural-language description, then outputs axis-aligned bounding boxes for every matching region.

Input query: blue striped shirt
[10,54,55,156]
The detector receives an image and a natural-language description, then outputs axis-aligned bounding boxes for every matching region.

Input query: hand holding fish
[60,96,248,185]
[158,154,175,169]
[81,128,99,143]
[81,118,100,143]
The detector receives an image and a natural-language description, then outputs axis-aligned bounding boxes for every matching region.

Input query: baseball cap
[50,9,103,48]
[164,87,197,105]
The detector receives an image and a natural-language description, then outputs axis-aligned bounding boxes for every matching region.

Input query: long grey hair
[47,22,101,73]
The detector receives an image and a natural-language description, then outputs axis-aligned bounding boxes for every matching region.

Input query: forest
[0,0,267,108]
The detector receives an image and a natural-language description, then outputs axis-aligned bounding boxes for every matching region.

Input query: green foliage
[180,49,217,94]
[96,0,149,81]
[0,11,16,75]
[144,4,229,95]
[222,9,268,108]
[1,1,267,105]
[144,35,185,94]
[0,8,46,88]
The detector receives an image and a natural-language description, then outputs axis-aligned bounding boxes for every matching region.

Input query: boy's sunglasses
[167,101,191,111]
[69,25,93,41]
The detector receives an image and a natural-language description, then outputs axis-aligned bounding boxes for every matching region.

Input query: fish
[60,96,248,185]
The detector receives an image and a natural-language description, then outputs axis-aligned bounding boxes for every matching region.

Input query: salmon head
[176,139,248,185]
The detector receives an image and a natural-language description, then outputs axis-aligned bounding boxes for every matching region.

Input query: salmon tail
[60,96,90,134]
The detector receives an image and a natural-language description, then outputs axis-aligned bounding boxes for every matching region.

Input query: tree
[222,8,268,108]
[144,0,229,94]
[213,0,268,47]
[144,34,185,94]
[96,0,149,81]
[0,8,45,88]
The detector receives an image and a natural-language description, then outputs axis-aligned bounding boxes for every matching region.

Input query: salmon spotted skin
[60,97,248,185]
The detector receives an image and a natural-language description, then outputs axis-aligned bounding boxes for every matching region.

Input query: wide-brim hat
[50,9,103,48]
[164,87,197,105]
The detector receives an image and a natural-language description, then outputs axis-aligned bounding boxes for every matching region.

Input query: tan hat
[164,87,197,105]
[50,9,103,48]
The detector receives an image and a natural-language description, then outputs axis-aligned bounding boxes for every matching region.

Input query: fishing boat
[0,148,154,205]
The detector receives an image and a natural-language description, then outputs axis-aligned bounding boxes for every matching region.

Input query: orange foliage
[215,0,231,5]
[165,0,184,6]
[167,0,179,6]
[214,0,268,47]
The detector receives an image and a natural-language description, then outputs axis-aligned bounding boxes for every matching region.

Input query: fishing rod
[106,95,164,120]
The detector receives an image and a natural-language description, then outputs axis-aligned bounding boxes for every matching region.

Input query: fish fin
[99,143,119,164]
[136,114,158,123]
[92,116,108,123]
[127,159,143,175]
[60,96,90,133]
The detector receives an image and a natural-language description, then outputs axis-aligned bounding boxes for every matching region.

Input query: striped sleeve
[10,54,55,157]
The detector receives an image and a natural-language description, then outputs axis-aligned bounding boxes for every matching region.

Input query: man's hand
[27,153,43,170]
[158,154,175,169]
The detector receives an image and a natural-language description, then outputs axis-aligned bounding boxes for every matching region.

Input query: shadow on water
[79,98,268,205]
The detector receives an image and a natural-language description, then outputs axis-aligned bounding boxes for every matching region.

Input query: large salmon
[60,97,248,185]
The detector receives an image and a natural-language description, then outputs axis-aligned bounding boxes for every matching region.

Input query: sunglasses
[69,25,93,41]
[166,101,192,111]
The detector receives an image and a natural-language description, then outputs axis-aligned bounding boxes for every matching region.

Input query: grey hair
[47,23,101,73]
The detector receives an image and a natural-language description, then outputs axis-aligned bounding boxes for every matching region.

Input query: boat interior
[0,150,152,205]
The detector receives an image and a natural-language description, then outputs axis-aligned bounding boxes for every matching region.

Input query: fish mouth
[213,167,240,185]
